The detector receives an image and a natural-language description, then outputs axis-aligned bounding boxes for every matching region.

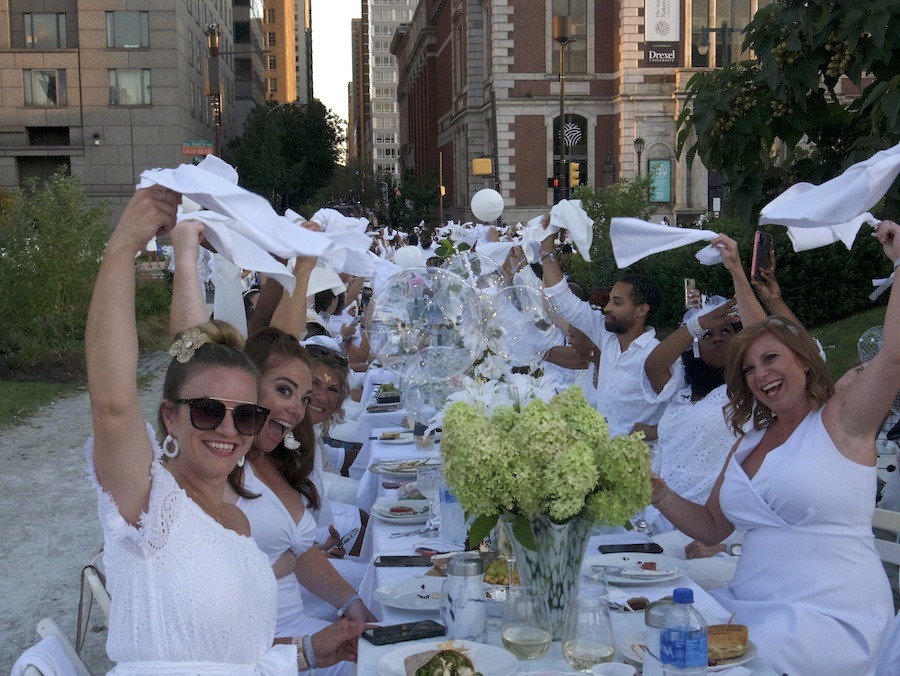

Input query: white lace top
[86,425,295,674]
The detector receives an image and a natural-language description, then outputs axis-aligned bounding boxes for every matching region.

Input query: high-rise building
[294,1,313,103]
[391,0,782,224]
[0,1,266,211]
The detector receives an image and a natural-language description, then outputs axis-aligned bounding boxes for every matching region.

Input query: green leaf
[458,242,471,252]
[434,246,451,258]
[468,513,498,546]
[510,514,537,551]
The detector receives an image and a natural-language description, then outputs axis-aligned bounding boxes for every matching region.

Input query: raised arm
[86,188,179,525]
[825,220,900,454]
[168,219,209,335]
[270,256,317,337]
[713,234,766,325]
[750,246,803,328]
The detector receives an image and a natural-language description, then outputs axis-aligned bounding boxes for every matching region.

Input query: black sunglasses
[173,398,270,436]
[305,344,349,368]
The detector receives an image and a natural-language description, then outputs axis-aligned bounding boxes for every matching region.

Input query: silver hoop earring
[162,434,180,459]
[237,455,245,468]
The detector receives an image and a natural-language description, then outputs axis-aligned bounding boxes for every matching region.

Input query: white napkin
[759,142,900,230]
[785,212,876,252]
[140,156,332,262]
[370,250,403,295]
[521,214,550,263]
[610,217,722,268]
[177,210,299,293]
[476,240,516,269]
[301,208,374,277]
[212,254,248,338]
[549,199,595,261]
[11,635,77,676]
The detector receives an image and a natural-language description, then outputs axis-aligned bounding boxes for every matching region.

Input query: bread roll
[707,624,748,662]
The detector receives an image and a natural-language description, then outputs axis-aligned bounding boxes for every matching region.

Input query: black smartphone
[319,527,359,552]
[362,620,446,646]
[599,543,664,555]
[750,230,773,282]
[374,555,434,567]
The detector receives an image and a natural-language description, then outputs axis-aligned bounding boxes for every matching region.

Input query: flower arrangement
[440,385,651,547]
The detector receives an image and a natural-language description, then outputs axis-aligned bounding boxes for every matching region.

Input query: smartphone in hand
[319,527,359,553]
[362,620,446,646]
[683,278,697,310]
[750,231,773,282]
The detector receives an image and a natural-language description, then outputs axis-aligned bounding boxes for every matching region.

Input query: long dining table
[353,427,778,675]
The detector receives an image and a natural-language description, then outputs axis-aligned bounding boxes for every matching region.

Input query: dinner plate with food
[582,553,688,585]
[372,498,430,524]
[619,624,756,672]
[377,639,517,676]
[373,576,444,611]
[378,431,415,445]
[369,457,442,476]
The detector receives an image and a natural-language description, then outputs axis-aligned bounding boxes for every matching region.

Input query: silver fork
[388,527,429,539]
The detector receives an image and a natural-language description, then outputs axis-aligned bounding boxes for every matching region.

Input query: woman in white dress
[85,188,362,673]
[651,221,900,674]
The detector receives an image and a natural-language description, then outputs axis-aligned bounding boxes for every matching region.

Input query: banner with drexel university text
[643,0,679,66]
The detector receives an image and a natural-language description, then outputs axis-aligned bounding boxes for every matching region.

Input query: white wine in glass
[501,625,552,660]
[562,639,615,671]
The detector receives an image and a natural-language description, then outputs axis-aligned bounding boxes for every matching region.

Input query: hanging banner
[644,0,680,65]
[649,160,672,203]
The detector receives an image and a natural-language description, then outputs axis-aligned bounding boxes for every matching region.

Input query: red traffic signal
[547,176,561,188]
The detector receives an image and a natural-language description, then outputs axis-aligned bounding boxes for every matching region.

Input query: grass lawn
[810,306,887,379]
[0,380,82,429]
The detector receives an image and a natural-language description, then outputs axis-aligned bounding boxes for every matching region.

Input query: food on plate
[483,556,519,586]
[378,383,398,393]
[381,431,401,440]
[404,648,482,676]
[640,561,658,571]
[390,505,415,514]
[626,596,649,610]
[707,624,749,663]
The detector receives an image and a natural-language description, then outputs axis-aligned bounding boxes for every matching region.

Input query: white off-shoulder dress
[713,409,892,675]
[87,426,295,675]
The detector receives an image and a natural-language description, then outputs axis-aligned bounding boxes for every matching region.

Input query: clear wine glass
[562,585,616,672]
[501,586,552,660]
[634,444,661,533]
[416,468,440,534]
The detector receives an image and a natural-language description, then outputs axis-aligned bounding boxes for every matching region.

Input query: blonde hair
[724,316,834,435]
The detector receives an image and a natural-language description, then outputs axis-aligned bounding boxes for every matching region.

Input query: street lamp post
[204,24,222,157]
[634,137,645,177]
[553,16,572,203]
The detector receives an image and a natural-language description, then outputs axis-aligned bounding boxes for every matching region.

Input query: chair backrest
[76,559,110,656]
[873,507,900,567]
[35,617,92,676]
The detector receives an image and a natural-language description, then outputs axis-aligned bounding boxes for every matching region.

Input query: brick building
[391,0,776,225]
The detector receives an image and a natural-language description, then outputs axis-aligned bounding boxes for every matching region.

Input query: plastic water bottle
[438,478,467,545]
[643,597,676,676]
[659,587,708,675]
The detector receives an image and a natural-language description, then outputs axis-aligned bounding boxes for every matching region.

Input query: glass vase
[500,514,593,639]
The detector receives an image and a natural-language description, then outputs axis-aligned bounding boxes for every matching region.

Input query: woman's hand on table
[684,539,726,559]
[345,598,378,623]
[312,619,369,666]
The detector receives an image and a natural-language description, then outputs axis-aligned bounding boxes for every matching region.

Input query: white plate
[374,576,444,611]
[583,553,688,586]
[377,639,518,676]
[369,457,441,476]
[380,432,415,445]
[372,498,429,524]
[619,639,757,672]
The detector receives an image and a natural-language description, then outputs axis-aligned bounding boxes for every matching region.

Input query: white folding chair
[75,556,110,655]
[13,617,92,676]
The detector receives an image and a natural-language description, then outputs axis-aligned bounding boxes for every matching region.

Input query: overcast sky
[311,1,361,129]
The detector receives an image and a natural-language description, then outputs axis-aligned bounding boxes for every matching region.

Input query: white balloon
[393,245,424,269]
[471,188,504,222]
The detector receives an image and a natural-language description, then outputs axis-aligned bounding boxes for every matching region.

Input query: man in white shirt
[539,234,668,437]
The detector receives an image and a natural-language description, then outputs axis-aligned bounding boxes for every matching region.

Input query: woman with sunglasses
[651,223,900,674]
[85,188,308,672]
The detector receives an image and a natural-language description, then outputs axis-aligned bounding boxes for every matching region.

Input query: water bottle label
[441,489,459,503]
[660,629,708,668]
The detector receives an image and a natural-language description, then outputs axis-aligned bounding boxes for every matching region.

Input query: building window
[268,78,277,93]
[691,0,771,67]
[108,69,152,105]
[268,55,277,70]
[267,32,276,47]
[267,8,277,23]
[24,69,66,106]
[106,11,149,49]
[234,21,250,43]
[24,13,67,49]
[551,0,587,75]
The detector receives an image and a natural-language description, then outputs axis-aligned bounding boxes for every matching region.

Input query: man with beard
[539,233,668,438]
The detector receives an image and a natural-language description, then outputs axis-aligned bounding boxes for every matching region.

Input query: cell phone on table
[374,555,434,567]
[599,543,664,555]
[319,527,359,552]
[750,230,773,282]
[362,620,446,646]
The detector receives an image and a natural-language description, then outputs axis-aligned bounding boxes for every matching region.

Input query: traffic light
[548,176,561,189]
[569,162,581,187]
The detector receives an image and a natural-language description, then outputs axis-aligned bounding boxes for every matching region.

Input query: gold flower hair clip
[169,328,210,364]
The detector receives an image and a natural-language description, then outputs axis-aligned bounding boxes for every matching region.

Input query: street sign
[182,140,213,156]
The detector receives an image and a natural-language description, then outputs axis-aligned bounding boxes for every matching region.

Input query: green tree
[226,99,344,212]
[389,171,439,232]
[677,0,900,222]
[299,158,385,220]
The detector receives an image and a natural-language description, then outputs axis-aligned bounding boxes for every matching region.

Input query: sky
[310,1,361,129]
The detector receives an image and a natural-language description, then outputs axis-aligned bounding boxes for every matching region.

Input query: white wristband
[685,315,704,339]
[338,593,362,617]
[303,634,317,670]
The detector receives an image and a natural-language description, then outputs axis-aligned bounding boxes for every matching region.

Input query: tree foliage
[677,0,900,222]
[226,99,344,213]
[389,171,440,231]
[299,158,386,219]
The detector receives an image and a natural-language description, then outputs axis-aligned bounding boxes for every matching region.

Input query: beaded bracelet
[685,315,704,339]
[292,636,310,671]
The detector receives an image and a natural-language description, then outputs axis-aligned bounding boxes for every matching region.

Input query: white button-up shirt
[545,279,667,437]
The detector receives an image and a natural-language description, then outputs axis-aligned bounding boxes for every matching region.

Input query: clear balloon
[401,354,464,423]
[442,251,511,300]
[486,285,560,366]
[366,267,486,377]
